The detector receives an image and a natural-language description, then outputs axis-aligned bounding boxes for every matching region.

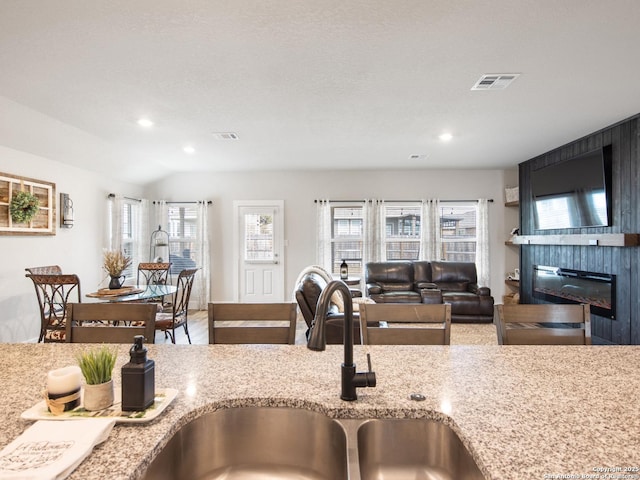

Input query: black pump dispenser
[121,335,155,411]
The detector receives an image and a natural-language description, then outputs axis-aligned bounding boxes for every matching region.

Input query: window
[166,204,198,274]
[384,204,421,260]
[439,203,477,262]
[331,205,364,275]
[108,198,143,280]
[319,199,485,277]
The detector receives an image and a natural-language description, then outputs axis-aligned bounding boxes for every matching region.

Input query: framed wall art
[0,172,56,236]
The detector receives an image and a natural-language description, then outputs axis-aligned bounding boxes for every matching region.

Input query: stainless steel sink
[356,418,485,480]
[141,407,348,480]
[142,408,485,480]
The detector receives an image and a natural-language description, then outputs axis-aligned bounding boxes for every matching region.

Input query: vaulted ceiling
[1,1,640,184]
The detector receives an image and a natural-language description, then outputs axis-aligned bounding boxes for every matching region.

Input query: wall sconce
[60,193,74,228]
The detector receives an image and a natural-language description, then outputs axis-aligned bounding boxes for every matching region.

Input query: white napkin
[0,418,116,480]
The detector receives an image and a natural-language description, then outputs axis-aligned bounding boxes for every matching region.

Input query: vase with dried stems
[103,249,132,289]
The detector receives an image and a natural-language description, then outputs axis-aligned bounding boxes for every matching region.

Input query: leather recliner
[295,272,364,344]
[427,261,494,323]
[365,261,422,303]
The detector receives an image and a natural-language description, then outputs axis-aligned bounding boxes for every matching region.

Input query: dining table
[85,284,177,302]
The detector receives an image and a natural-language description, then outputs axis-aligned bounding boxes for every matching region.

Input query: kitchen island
[1,343,639,479]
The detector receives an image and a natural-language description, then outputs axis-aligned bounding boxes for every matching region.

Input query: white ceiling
[1,0,640,185]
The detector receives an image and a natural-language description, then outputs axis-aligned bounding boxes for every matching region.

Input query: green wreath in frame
[10,190,40,223]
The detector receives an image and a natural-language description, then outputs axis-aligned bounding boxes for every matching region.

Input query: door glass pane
[244,213,274,261]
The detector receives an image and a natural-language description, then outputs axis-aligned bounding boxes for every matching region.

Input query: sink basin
[141,407,348,480]
[356,418,485,480]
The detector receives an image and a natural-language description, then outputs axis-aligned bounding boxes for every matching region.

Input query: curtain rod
[152,200,213,205]
[107,193,141,202]
[315,199,493,203]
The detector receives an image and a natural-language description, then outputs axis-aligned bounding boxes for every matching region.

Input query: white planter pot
[83,379,114,411]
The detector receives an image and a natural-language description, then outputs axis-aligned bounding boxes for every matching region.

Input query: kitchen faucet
[307,280,376,401]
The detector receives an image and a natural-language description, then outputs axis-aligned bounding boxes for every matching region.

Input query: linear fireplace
[533,265,616,319]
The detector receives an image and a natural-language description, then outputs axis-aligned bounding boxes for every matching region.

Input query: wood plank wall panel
[519,113,640,344]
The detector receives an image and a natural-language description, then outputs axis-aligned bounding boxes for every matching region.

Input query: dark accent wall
[519,114,640,344]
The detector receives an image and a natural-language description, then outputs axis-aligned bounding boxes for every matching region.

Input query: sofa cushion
[378,282,413,292]
[430,261,477,284]
[376,291,421,303]
[435,281,468,292]
[413,261,432,283]
[366,261,413,284]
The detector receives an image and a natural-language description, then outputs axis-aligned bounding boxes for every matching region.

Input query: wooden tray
[87,287,144,298]
[21,388,177,424]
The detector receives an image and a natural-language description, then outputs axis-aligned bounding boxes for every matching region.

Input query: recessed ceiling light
[439,133,453,142]
[137,117,154,128]
[183,145,195,154]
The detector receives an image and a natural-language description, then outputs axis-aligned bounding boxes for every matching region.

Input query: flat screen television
[531,145,612,230]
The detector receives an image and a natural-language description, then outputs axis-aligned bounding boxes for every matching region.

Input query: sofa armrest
[366,283,382,294]
[469,283,491,296]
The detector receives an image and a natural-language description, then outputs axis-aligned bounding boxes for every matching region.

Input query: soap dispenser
[121,335,155,411]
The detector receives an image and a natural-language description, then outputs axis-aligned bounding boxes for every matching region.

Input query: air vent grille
[212,132,239,140]
[471,74,520,90]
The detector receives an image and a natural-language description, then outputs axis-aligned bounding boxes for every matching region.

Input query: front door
[234,200,285,302]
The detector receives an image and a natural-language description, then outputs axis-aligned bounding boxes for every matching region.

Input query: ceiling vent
[471,74,520,90]
[212,132,239,140]
[409,154,429,160]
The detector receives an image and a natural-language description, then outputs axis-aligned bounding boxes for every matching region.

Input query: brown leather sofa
[365,261,494,323]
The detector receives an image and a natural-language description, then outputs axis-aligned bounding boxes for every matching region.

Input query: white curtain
[420,199,441,261]
[315,200,332,270]
[364,199,385,264]
[152,200,167,233]
[476,198,490,287]
[193,201,211,310]
[135,199,150,264]
[107,195,123,251]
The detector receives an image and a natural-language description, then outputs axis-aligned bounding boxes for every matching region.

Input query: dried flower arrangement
[103,249,132,277]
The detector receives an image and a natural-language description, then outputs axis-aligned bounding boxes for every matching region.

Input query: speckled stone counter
[1,343,639,479]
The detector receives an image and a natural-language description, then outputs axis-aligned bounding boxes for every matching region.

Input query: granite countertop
[1,343,639,479]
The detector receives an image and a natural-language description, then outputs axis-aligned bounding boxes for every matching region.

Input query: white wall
[146,168,511,304]
[0,146,142,342]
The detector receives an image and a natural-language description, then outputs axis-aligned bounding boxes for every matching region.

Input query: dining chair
[137,262,172,308]
[137,262,172,286]
[155,268,198,344]
[66,303,157,344]
[25,265,63,275]
[496,303,591,345]
[359,303,451,345]
[208,302,297,344]
[25,272,81,342]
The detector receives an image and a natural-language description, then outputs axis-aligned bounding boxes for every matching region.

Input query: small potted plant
[76,346,117,411]
[103,249,132,289]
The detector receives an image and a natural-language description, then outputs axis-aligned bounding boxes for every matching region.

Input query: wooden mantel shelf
[510,233,640,247]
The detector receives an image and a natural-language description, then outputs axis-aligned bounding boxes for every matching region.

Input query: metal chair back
[25,272,81,342]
